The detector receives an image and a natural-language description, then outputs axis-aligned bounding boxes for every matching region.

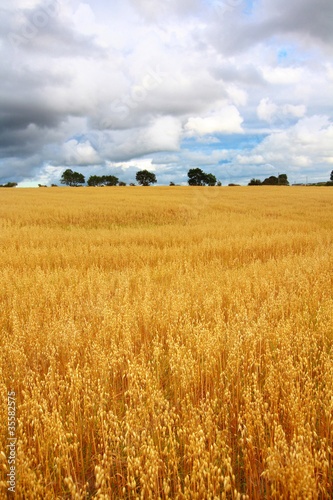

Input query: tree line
[0,182,18,188]
[2,169,332,188]
[59,169,157,187]
[248,174,289,185]
[59,168,220,187]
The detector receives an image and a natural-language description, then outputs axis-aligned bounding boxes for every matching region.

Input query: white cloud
[282,104,307,118]
[261,66,304,84]
[226,85,248,106]
[249,115,333,175]
[143,116,183,151]
[0,0,332,185]
[237,154,265,165]
[185,105,243,136]
[257,99,307,123]
[62,140,101,166]
[257,98,278,123]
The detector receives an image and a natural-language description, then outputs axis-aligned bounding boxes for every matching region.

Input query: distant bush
[0,182,18,188]
[262,174,289,185]
[248,178,262,185]
[248,174,289,186]
[87,175,118,186]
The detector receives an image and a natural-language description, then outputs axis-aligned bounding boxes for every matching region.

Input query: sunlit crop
[0,186,332,499]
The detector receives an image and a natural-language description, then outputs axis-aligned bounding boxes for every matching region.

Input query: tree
[217,180,222,186]
[330,170,333,181]
[136,170,157,186]
[262,175,278,185]
[188,168,206,186]
[278,174,289,185]
[169,182,175,186]
[187,168,216,186]
[262,174,289,185]
[248,178,262,185]
[118,181,127,186]
[87,175,102,187]
[205,173,217,186]
[0,182,17,187]
[87,175,119,186]
[103,175,118,186]
[60,169,85,186]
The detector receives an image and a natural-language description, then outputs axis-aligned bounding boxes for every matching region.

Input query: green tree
[60,169,85,187]
[187,168,206,186]
[103,175,118,186]
[248,178,262,185]
[136,170,157,186]
[87,175,102,187]
[187,168,216,186]
[278,174,289,185]
[87,175,119,186]
[118,181,127,186]
[0,182,18,187]
[205,173,217,186]
[262,174,289,186]
[262,175,278,185]
[330,170,333,181]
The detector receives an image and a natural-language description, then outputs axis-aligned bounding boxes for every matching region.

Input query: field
[0,186,332,499]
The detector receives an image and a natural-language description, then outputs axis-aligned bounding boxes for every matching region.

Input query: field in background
[0,186,332,499]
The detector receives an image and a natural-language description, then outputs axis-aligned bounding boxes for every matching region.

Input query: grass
[0,186,332,499]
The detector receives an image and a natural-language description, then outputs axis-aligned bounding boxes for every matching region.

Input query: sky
[0,0,333,186]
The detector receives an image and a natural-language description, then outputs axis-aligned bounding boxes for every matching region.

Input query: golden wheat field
[0,186,332,499]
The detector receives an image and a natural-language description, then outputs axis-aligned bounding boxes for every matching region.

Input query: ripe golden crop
[0,186,332,499]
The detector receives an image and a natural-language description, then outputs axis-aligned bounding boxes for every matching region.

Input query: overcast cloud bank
[1,0,332,186]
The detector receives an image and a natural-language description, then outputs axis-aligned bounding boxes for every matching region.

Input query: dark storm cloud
[208,0,333,55]
[264,0,333,46]
[0,0,332,185]
[6,3,105,57]
[209,62,265,86]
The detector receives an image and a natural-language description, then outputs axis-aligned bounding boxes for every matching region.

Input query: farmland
[0,186,332,499]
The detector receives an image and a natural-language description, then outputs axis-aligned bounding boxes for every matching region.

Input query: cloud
[244,115,333,176]
[261,66,304,85]
[0,0,332,185]
[106,116,183,160]
[127,0,202,21]
[208,0,333,56]
[257,98,307,123]
[261,0,333,52]
[257,98,279,123]
[185,105,244,136]
[282,104,307,118]
[61,140,101,166]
